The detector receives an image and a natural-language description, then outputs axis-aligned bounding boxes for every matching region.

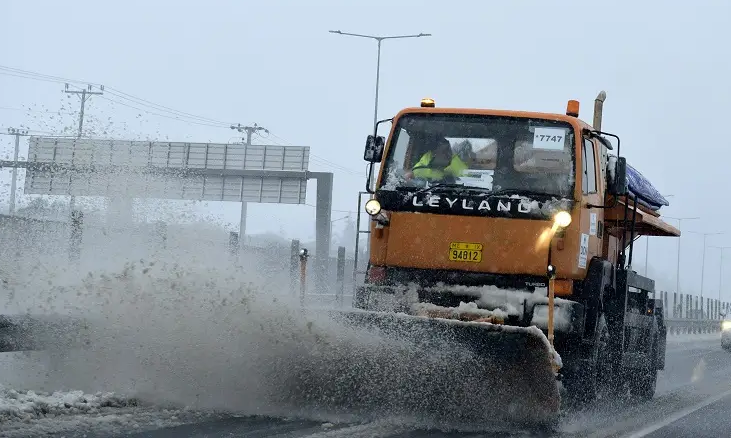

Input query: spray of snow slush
[1,211,558,431]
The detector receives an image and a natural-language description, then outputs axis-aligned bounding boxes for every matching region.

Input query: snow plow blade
[313,308,562,427]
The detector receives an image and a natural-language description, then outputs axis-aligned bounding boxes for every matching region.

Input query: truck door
[581,137,603,266]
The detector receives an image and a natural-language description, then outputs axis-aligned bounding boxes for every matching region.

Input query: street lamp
[644,194,674,275]
[709,246,731,316]
[686,230,724,311]
[328,29,432,186]
[665,216,700,296]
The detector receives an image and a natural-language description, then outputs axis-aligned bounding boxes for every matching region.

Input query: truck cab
[353,94,680,403]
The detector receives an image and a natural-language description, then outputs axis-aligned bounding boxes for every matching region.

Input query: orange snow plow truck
[339,92,680,425]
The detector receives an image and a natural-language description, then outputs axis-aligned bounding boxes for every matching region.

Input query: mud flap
[282,308,562,427]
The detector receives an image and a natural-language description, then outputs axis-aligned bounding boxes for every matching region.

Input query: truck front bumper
[354,283,586,336]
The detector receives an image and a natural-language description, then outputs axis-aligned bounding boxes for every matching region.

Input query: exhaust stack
[593,90,607,131]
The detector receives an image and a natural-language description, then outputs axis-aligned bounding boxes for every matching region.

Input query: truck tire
[564,314,612,404]
[630,336,658,400]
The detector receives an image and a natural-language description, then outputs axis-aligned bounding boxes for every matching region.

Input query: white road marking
[621,388,731,438]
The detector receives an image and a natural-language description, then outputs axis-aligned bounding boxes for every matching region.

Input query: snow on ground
[0,390,224,438]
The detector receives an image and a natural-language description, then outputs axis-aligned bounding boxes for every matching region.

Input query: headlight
[365,199,382,216]
[553,211,572,228]
[721,320,731,331]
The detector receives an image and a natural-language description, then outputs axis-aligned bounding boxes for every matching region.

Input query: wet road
[94,336,731,438]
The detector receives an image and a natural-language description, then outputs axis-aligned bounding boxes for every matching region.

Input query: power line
[99,94,229,128]
[0,65,233,128]
[0,64,364,176]
[253,131,363,176]
[305,203,356,214]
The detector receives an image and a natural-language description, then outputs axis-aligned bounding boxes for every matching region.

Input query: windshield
[378,113,576,198]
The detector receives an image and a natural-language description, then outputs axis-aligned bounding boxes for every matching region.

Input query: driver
[405,137,468,181]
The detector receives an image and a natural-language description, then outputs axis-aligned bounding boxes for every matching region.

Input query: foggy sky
[1,0,730,299]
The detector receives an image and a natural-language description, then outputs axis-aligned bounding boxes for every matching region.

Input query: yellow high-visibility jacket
[411,151,468,180]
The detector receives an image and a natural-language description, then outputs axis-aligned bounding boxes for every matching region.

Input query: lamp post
[328,29,431,188]
[709,246,731,317]
[665,216,700,295]
[686,230,724,315]
[644,194,674,276]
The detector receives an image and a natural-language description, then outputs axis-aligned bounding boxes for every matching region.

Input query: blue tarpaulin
[626,163,669,211]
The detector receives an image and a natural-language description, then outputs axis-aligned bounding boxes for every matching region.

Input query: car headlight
[721,320,731,331]
[553,211,572,228]
[365,199,382,216]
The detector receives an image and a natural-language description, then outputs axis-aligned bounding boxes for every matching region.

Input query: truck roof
[394,107,591,127]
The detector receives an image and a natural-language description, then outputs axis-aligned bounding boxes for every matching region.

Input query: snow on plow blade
[287,308,561,428]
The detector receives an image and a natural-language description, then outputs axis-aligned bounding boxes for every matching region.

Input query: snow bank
[0,386,133,423]
[0,383,222,437]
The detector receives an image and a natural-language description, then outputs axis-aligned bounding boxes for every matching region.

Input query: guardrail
[664,318,724,335]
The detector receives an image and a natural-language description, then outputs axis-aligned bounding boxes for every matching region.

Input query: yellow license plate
[449,242,483,263]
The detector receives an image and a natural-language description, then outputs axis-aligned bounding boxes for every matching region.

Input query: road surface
[4,333,723,438]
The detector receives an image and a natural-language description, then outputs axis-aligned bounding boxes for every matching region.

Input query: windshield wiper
[409,182,490,197]
[487,188,563,198]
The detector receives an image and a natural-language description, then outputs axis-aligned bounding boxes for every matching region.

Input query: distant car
[722,319,731,350]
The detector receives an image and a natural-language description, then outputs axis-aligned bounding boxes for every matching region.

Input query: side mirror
[607,156,628,196]
[363,135,385,163]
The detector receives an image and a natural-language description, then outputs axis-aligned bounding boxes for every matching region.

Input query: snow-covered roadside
[0,396,223,438]
[0,351,221,437]
[0,348,228,437]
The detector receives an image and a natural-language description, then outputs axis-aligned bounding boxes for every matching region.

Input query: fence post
[69,210,83,262]
[681,294,684,319]
[229,232,239,257]
[290,239,300,296]
[336,246,346,308]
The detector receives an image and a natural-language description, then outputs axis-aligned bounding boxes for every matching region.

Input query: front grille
[383,266,546,290]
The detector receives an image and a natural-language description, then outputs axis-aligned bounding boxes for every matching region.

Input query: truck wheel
[630,337,658,400]
[564,314,612,404]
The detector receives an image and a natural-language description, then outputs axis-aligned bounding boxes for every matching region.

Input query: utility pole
[6,127,29,215]
[64,83,104,139]
[230,123,269,245]
[64,83,104,211]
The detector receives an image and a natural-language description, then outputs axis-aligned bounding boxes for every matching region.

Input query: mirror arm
[583,127,619,154]
[365,162,375,194]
